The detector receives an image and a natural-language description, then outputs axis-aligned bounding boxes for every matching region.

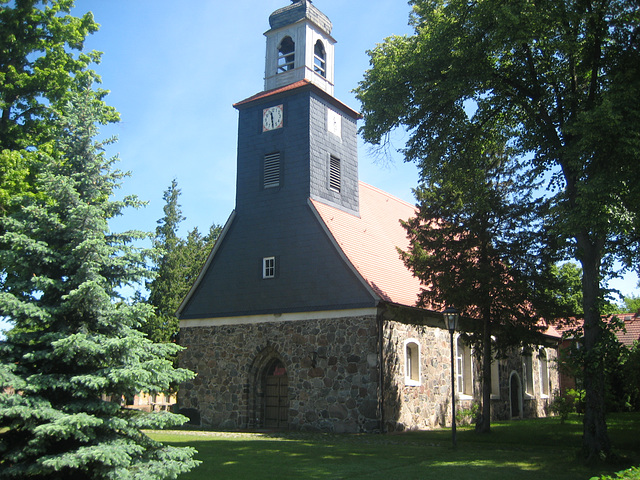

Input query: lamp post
[443,306,459,448]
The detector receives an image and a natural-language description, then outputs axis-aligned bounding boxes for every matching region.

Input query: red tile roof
[615,313,640,347]
[311,182,426,309]
[310,183,564,340]
[233,79,362,119]
[556,312,640,347]
[233,80,313,107]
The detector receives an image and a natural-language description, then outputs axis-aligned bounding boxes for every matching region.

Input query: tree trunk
[579,235,611,461]
[477,310,492,433]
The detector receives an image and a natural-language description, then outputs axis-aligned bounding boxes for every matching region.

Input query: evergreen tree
[400,137,549,433]
[0,89,198,479]
[144,180,221,344]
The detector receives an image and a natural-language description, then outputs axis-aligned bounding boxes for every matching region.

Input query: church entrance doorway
[263,359,289,429]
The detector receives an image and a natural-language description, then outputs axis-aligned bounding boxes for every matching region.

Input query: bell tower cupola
[264,0,335,95]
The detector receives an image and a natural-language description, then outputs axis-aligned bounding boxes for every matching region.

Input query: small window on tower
[264,152,280,188]
[278,37,295,73]
[329,156,340,192]
[263,257,276,279]
[314,40,326,77]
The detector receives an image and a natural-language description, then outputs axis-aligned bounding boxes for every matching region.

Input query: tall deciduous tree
[0,89,199,478]
[355,0,640,460]
[144,180,220,344]
[0,0,113,216]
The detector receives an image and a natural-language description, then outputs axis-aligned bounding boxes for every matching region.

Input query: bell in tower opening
[264,0,335,95]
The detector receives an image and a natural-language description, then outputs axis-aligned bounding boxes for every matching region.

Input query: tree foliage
[400,140,551,432]
[0,0,116,216]
[620,294,640,313]
[355,0,640,460]
[143,180,221,344]
[0,89,199,479]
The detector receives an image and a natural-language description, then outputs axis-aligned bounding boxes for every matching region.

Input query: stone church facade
[177,0,560,433]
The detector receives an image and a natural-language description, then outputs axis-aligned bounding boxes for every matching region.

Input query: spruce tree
[0,89,199,479]
[400,141,549,433]
[144,180,220,344]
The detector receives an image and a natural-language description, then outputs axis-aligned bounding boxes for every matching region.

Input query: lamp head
[442,306,459,333]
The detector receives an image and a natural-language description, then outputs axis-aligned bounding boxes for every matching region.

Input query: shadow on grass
[151,414,640,480]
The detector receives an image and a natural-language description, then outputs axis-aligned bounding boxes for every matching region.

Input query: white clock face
[327,108,341,138]
[263,105,284,131]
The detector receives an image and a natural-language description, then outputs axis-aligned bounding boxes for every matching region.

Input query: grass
[150,413,640,480]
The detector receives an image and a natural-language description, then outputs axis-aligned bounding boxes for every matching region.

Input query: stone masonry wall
[382,320,561,431]
[381,321,454,431]
[178,314,380,433]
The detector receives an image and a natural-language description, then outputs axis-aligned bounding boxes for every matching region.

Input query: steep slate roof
[311,182,425,308]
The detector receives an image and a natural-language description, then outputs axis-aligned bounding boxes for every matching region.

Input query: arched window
[538,348,550,397]
[313,40,326,77]
[522,349,534,395]
[456,336,473,396]
[491,354,500,398]
[404,339,420,386]
[277,36,295,73]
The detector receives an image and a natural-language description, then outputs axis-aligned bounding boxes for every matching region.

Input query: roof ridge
[358,181,416,210]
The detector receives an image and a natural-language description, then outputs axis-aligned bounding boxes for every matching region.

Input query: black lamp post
[443,306,459,448]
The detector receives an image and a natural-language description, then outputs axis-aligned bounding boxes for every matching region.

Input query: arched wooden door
[264,360,289,429]
[510,372,522,419]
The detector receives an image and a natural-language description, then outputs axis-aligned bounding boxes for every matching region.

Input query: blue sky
[77,0,419,238]
[80,1,635,300]
[1,1,637,335]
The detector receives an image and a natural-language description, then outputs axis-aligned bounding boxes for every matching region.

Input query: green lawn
[150,413,640,480]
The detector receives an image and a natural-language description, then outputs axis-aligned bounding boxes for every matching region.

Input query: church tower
[179,0,371,321]
[264,0,336,94]
[233,0,360,217]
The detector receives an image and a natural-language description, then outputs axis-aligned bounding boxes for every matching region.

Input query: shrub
[550,391,573,423]
[456,402,480,426]
[592,466,640,480]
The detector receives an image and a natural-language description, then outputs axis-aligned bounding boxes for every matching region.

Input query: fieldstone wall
[381,321,561,431]
[178,313,560,433]
[178,314,380,433]
[496,347,559,419]
[381,321,456,431]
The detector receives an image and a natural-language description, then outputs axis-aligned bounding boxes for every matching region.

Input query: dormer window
[314,40,326,77]
[277,37,295,73]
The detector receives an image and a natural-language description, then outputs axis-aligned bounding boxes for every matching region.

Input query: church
[176,0,560,433]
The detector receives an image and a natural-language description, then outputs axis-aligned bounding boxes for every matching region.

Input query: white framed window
[491,355,500,399]
[329,155,340,192]
[277,36,295,73]
[456,336,473,397]
[523,350,534,396]
[538,348,550,397]
[404,339,421,386]
[264,152,280,188]
[314,40,326,77]
[263,257,276,279]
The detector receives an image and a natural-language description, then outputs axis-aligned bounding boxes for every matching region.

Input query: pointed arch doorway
[263,359,289,429]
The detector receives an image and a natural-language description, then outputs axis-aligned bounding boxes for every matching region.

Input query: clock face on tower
[263,105,284,131]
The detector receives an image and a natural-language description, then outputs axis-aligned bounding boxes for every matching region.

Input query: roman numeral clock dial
[263,105,283,131]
